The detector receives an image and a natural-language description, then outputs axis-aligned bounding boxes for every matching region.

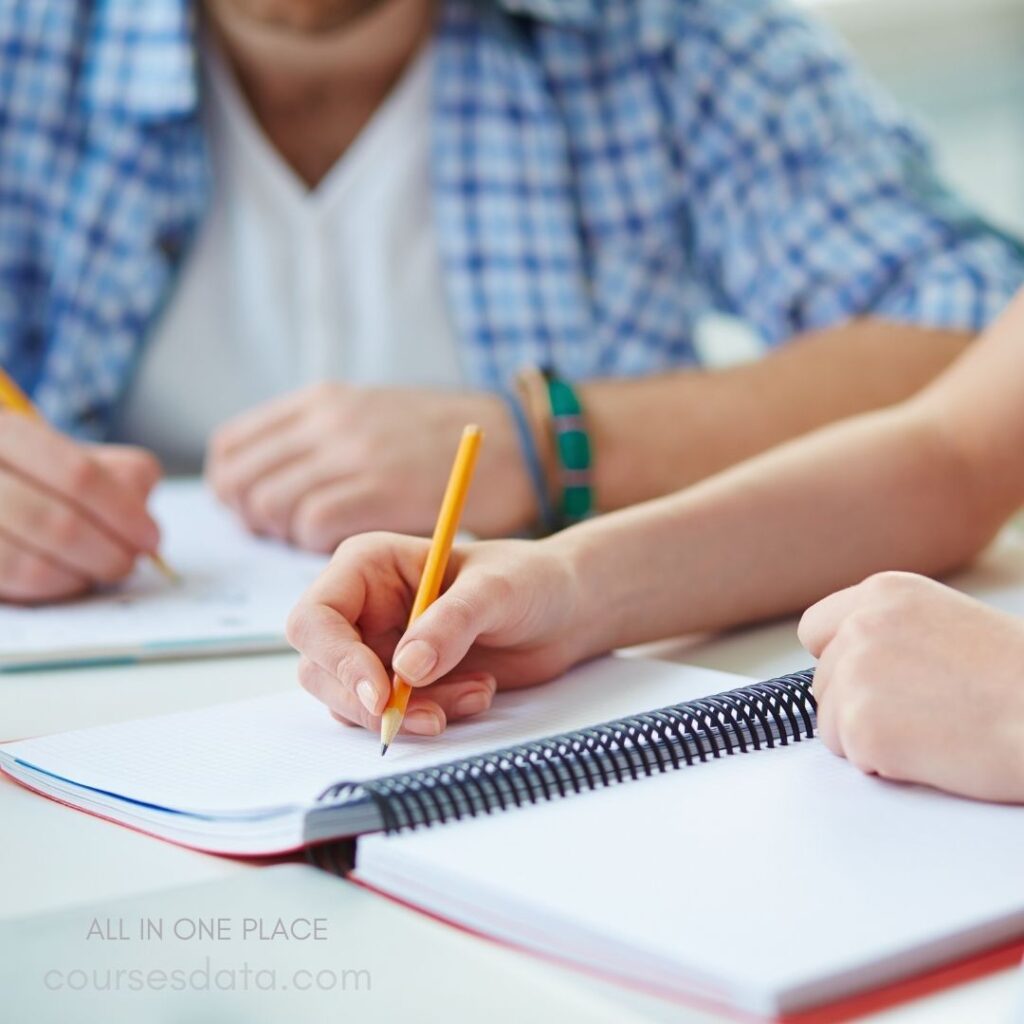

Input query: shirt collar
[498,0,603,27]
[83,0,676,121]
[84,0,199,120]
[495,0,676,48]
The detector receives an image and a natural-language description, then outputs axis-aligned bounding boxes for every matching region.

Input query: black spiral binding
[312,667,815,843]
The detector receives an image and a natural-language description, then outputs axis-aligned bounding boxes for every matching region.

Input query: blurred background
[703,0,1024,364]
[805,0,1024,236]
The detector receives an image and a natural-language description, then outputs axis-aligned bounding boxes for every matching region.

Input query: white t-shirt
[115,41,464,473]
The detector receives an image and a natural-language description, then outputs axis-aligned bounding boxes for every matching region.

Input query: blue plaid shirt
[2,0,1022,438]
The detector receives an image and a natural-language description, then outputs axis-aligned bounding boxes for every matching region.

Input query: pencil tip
[151,554,181,585]
[379,708,402,756]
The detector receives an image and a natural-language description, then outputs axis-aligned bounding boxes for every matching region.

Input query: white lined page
[0,658,748,816]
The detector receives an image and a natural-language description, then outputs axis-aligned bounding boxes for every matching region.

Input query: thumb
[797,582,865,659]
[391,575,505,688]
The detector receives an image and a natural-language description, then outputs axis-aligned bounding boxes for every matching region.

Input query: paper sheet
[359,719,1024,1014]
[0,658,747,814]
[0,479,328,667]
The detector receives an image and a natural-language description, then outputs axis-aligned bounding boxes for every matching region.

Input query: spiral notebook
[3,656,1024,1018]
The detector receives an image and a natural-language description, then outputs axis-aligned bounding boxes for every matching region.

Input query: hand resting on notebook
[801,571,1024,803]
[286,532,593,736]
[0,414,163,604]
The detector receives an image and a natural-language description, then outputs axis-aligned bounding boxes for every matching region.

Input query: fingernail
[453,690,492,718]
[393,640,438,683]
[356,679,379,715]
[404,709,443,736]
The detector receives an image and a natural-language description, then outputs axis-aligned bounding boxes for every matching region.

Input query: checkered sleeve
[674,0,1024,344]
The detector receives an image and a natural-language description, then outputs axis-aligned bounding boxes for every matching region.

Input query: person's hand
[286,532,595,737]
[799,571,1024,803]
[205,384,536,551]
[0,413,163,603]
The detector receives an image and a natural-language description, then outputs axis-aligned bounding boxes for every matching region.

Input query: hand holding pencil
[288,426,588,741]
[0,368,167,603]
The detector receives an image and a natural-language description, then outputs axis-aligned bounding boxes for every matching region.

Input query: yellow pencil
[380,424,483,756]
[0,368,35,416]
[0,366,179,584]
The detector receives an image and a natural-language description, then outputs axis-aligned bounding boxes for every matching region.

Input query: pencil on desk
[380,424,484,756]
[0,365,179,584]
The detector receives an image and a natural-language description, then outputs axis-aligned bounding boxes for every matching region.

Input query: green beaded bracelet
[543,370,593,525]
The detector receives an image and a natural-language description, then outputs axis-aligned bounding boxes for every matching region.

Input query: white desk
[3,535,1023,1022]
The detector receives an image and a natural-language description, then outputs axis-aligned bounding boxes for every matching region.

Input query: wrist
[498,385,558,534]
[543,518,639,660]
[469,393,537,534]
[515,369,560,521]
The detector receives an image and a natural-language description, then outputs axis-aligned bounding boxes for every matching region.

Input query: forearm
[558,404,1006,656]
[583,319,971,511]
